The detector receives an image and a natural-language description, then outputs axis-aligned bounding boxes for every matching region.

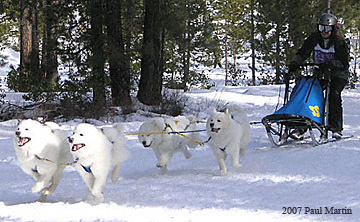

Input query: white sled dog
[13,119,70,201]
[68,123,130,201]
[138,115,199,173]
[206,108,250,175]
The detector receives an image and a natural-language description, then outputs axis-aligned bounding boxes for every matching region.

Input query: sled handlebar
[298,62,317,67]
[289,62,318,71]
[287,63,330,80]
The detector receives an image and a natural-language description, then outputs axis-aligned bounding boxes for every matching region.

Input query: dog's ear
[225,109,231,119]
[186,115,196,124]
[153,118,165,130]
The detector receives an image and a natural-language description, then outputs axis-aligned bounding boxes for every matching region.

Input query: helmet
[318,13,338,26]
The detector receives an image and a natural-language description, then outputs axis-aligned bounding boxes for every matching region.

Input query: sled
[262,64,331,146]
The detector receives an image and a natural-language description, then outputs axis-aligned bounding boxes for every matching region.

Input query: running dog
[14,119,70,201]
[68,123,129,201]
[138,115,199,174]
[206,108,250,175]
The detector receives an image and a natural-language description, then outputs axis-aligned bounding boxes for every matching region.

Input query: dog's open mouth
[142,141,152,148]
[211,128,221,133]
[17,137,31,147]
[71,143,86,152]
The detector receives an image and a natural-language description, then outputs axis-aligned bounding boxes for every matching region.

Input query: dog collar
[219,147,226,152]
[31,166,38,173]
[81,165,92,173]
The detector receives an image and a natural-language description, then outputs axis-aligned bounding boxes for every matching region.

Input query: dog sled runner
[262,64,333,146]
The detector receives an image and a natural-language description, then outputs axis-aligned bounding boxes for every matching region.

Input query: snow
[0,47,19,77]
[0,82,359,222]
[0,49,360,222]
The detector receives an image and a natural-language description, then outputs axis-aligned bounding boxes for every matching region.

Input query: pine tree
[137,0,164,105]
[104,0,132,106]
[20,0,41,89]
[41,0,59,86]
[0,0,19,49]
[212,0,252,85]
[87,0,107,114]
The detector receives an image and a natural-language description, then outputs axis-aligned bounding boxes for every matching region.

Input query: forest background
[0,0,359,119]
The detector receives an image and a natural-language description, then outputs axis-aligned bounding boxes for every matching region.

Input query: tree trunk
[124,0,134,85]
[104,0,131,106]
[20,0,40,90]
[275,22,281,84]
[233,51,237,76]
[137,0,164,105]
[182,36,191,92]
[41,0,59,86]
[224,32,228,86]
[88,0,106,114]
[251,0,256,86]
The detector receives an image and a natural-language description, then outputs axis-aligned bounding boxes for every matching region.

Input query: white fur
[68,123,130,201]
[206,108,251,175]
[138,115,199,174]
[13,119,70,201]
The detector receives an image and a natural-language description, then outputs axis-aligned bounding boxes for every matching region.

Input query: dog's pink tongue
[18,138,30,146]
[72,144,85,152]
[212,128,220,133]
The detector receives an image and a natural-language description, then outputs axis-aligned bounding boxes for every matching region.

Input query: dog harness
[31,166,38,173]
[205,136,227,152]
[219,147,226,152]
[82,165,92,173]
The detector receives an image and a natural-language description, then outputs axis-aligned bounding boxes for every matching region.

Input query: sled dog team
[13,108,250,202]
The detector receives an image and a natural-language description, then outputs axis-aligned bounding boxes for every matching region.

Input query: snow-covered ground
[1,46,360,221]
[0,81,359,222]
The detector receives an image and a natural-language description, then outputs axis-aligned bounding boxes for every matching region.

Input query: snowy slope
[0,83,359,222]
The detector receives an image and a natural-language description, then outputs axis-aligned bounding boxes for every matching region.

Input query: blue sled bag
[274,77,324,124]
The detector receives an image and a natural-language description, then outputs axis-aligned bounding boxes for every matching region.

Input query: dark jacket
[292,29,349,81]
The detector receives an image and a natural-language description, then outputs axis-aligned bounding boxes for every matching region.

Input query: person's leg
[328,78,347,134]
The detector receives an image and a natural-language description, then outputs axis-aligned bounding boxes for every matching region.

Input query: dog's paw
[32,182,45,193]
[156,163,164,168]
[156,163,168,174]
[185,153,192,159]
[37,194,47,202]
[232,162,242,168]
[91,191,104,202]
[42,188,51,196]
[218,167,227,176]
